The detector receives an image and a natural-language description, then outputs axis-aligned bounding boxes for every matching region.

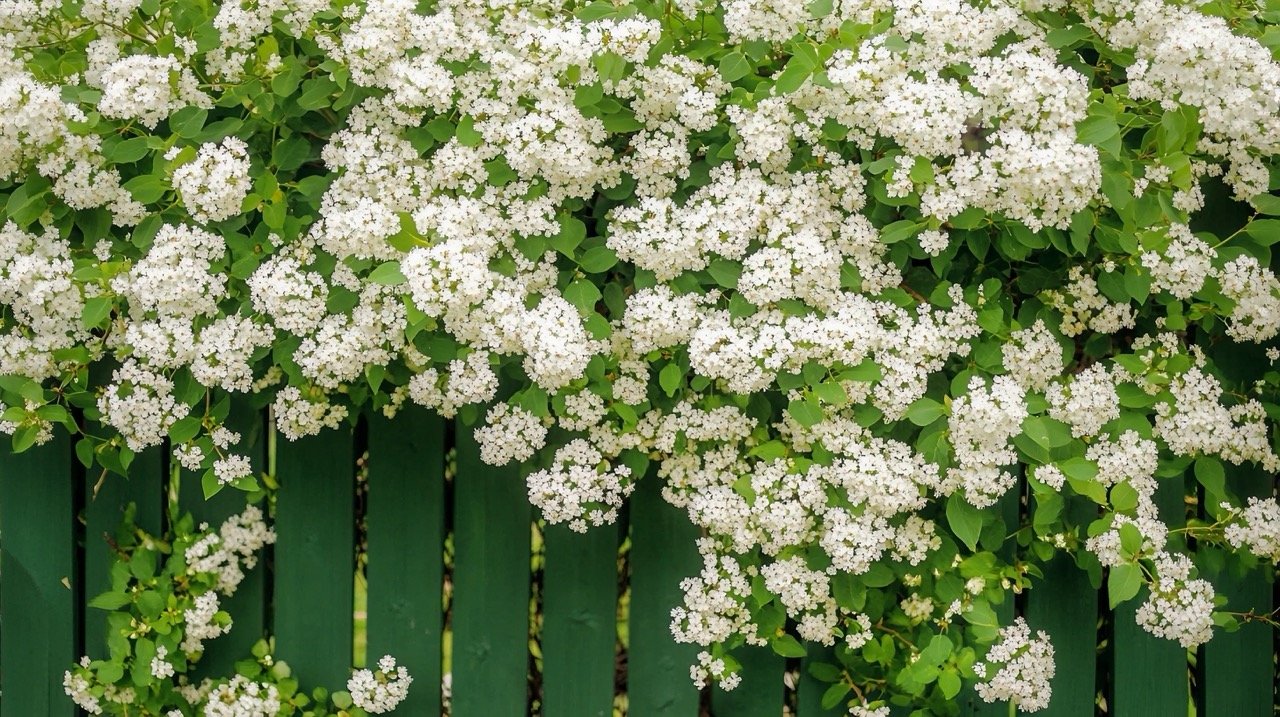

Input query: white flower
[347,655,413,714]
[974,618,1055,712]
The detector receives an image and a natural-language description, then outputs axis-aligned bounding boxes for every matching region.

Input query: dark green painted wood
[366,406,445,715]
[1203,464,1273,716]
[710,645,785,717]
[797,646,844,716]
[178,400,268,678]
[1111,478,1188,717]
[450,422,531,716]
[542,520,620,716]
[273,422,355,690]
[1024,497,1098,717]
[542,520,620,717]
[626,473,701,716]
[1025,552,1097,716]
[963,489,1021,717]
[83,446,163,659]
[0,433,76,716]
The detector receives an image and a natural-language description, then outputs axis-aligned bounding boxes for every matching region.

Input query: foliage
[62,501,403,715]
[2,0,1280,713]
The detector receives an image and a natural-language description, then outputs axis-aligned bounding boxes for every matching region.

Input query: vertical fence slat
[1203,464,1273,715]
[1111,477,1188,715]
[179,400,268,677]
[274,422,355,690]
[1024,497,1098,717]
[83,446,162,659]
[0,433,75,716]
[542,521,620,717]
[626,473,700,717]
[963,489,1020,716]
[796,647,843,716]
[450,422,531,716]
[709,646,785,717]
[1024,552,1097,716]
[366,406,444,715]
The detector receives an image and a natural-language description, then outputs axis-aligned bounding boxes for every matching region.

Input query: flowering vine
[3,0,1280,712]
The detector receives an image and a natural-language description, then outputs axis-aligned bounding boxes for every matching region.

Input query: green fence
[1,403,1275,716]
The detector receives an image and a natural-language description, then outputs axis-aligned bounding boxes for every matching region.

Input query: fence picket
[450,422,531,716]
[274,422,356,690]
[542,521,620,717]
[1024,499,1098,717]
[0,432,76,716]
[627,473,701,716]
[1111,476,1188,715]
[796,647,843,716]
[366,407,445,715]
[963,489,1020,716]
[82,446,163,659]
[177,400,270,678]
[1203,464,1273,715]
[709,645,785,716]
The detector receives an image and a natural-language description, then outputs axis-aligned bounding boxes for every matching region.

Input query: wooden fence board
[796,646,844,716]
[366,407,445,715]
[709,645,785,717]
[1203,464,1273,716]
[542,521,620,717]
[0,432,76,717]
[82,446,162,659]
[178,400,268,678]
[273,423,355,690]
[450,422,531,716]
[963,489,1020,716]
[1024,496,1098,717]
[626,473,701,716]
[1111,477,1188,716]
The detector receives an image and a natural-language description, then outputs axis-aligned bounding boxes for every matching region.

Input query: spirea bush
[3,0,1280,712]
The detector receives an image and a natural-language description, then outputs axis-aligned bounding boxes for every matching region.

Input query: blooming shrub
[3,0,1280,712]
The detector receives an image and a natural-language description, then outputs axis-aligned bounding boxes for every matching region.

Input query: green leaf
[880,219,922,244]
[1251,193,1280,215]
[788,396,824,427]
[107,137,152,163]
[1193,456,1226,498]
[137,590,164,619]
[748,440,788,460]
[938,669,962,699]
[905,397,945,426]
[707,259,742,288]
[11,424,39,453]
[1108,563,1144,608]
[578,245,619,273]
[169,106,208,138]
[88,590,130,610]
[81,296,114,329]
[168,416,202,445]
[368,261,406,286]
[563,279,602,314]
[1077,115,1120,148]
[659,362,683,397]
[123,174,167,204]
[550,216,587,255]
[1246,219,1280,246]
[946,493,984,551]
[1110,481,1139,512]
[771,634,808,658]
[719,51,752,82]
[129,550,156,581]
[821,680,852,710]
[202,469,224,499]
